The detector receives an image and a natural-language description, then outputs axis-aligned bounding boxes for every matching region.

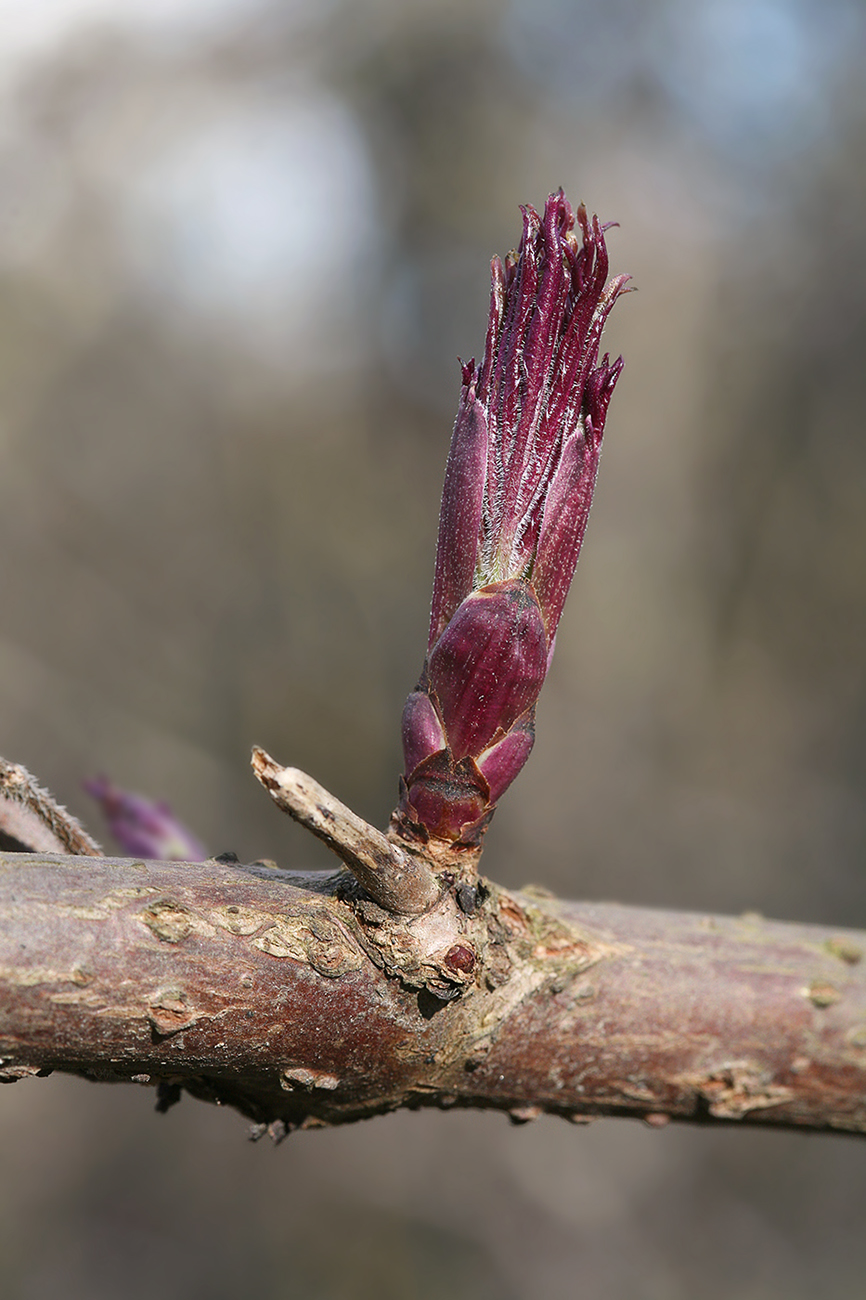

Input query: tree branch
[1,848,864,1138]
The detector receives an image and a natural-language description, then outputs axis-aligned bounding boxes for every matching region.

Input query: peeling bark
[1,850,864,1138]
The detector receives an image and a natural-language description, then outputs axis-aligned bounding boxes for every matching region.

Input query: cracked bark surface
[1,849,865,1138]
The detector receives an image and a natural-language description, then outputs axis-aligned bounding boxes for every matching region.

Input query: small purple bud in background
[85,776,207,861]
[398,191,629,846]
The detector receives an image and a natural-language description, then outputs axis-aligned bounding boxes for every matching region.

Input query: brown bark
[1,849,864,1138]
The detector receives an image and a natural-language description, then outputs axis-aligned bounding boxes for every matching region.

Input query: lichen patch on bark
[248,910,363,977]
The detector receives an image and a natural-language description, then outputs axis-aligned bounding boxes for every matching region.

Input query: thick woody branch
[0,850,864,1137]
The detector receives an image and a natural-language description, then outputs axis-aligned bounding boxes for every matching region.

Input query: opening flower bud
[397,190,628,845]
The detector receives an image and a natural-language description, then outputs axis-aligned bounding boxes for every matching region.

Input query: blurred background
[0,0,864,1294]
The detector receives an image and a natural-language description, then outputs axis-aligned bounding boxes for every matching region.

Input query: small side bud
[84,777,206,861]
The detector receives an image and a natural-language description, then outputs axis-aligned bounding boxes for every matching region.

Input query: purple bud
[531,416,602,642]
[84,776,206,861]
[400,751,491,844]
[401,689,446,778]
[428,369,489,651]
[398,191,627,845]
[473,195,629,606]
[477,713,535,804]
[427,580,547,760]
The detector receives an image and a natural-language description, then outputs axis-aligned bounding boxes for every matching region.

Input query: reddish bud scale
[400,191,627,845]
[428,581,547,761]
[402,581,546,842]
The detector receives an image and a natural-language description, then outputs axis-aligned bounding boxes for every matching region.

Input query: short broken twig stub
[251,746,440,915]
